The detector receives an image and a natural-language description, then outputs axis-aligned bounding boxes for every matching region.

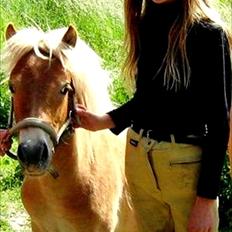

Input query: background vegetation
[0,0,231,231]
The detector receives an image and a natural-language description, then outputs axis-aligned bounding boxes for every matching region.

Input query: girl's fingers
[77,104,86,111]
[1,130,11,139]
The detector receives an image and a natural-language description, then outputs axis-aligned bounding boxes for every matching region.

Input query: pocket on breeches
[167,145,202,193]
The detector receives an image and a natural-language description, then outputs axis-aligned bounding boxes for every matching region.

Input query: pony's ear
[62,25,78,47]
[6,23,16,40]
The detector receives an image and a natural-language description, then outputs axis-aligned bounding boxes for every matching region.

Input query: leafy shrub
[0,158,23,191]
[219,155,232,231]
[0,72,10,128]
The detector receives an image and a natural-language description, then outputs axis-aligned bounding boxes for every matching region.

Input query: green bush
[0,158,23,191]
[219,155,232,231]
[0,72,10,128]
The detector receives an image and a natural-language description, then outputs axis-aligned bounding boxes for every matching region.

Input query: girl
[74,0,232,231]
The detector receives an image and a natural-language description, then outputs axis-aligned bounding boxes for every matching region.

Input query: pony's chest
[21,179,95,231]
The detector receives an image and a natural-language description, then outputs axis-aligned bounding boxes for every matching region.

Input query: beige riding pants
[125,128,219,232]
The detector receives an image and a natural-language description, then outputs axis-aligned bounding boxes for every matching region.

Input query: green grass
[0,188,30,232]
[0,156,29,232]
[0,0,124,70]
[0,143,26,231]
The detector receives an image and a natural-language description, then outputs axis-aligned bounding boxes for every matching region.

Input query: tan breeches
[125,128,219,232]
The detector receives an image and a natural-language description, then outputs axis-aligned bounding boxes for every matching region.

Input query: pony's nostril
[17,143,27,163]
[41,143,49,162]
[17,140,49,165]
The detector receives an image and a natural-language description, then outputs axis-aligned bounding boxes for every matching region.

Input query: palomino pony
[3,24,138,232]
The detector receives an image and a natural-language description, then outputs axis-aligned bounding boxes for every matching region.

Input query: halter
[5,82,78,160]
[6,115,74,160]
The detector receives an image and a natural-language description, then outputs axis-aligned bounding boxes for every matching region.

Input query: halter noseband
[6,115,74,160]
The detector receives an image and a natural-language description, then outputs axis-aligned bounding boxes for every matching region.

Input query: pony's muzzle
[8,119,60,176]
[18,139,48,163]
[17,135,54,175]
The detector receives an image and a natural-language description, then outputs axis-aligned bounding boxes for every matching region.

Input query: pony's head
[3,24,113,176]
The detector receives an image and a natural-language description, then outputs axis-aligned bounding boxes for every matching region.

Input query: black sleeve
[197,27,232,199]
[107,79,142,134]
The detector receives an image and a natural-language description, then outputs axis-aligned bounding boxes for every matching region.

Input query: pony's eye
[9,83,15,94]
[60,83,72,95]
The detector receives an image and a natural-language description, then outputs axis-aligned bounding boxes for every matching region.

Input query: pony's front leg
[31,221,47,232]
[93,225,115,232]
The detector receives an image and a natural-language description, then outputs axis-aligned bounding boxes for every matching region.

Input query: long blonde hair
[123,0,232,90]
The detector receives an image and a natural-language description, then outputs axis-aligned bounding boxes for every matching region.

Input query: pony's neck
[51,134,79,178]
[51,129,93,180]
[73,72,113,115]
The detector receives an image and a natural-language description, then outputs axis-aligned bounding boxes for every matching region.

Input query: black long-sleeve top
[108,2,232,199]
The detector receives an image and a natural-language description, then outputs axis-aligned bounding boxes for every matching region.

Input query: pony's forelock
[2,27,44,75]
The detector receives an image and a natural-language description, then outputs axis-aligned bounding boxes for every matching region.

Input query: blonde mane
[2,27,113,114]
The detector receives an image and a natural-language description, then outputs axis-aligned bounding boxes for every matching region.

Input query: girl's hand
[73,104,115,131]
[188,196,218,232]
[0,130,12,156]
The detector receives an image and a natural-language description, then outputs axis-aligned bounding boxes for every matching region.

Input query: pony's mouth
[24,170,46,177]
[23,165,59,179]
[23,166,47,177]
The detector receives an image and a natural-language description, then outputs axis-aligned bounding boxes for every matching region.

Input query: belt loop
[170,134,175,144]
[146,130,152,140]
[138,129,144,140]
[145,140,155,152]
[145,130,156,152]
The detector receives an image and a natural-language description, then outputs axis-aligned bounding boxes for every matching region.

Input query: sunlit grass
[0,188,30,232]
